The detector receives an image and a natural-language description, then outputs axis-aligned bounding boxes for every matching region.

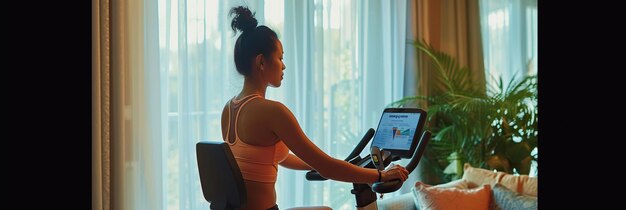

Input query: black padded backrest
[196,142,246,210]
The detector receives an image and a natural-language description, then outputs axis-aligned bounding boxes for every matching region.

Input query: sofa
[377,163,538,210]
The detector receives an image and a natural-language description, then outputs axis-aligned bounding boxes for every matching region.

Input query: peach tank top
[225,94,289,183]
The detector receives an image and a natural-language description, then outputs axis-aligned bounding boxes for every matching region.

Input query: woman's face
[263,40,286,87]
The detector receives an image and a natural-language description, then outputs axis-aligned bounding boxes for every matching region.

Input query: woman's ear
[255,54,264,70]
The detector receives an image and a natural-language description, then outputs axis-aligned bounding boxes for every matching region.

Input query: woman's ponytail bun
[229,6,258,34]
[229,6,278,76]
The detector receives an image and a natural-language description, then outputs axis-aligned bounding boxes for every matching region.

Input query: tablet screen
[371,108,426,158]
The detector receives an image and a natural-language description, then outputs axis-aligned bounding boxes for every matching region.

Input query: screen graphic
[371,112,421,151]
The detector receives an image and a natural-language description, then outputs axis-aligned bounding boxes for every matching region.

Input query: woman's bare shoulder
[251,99,295,122]
[256,98,289,111]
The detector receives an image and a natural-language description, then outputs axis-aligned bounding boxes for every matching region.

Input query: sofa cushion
[462,163,538,196]
[498,171,538,197]
[412,182,491,210]
[491,183,538,210]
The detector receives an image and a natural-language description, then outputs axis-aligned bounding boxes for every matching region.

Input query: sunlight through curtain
[479,0,538,87]
[120,0,410,209]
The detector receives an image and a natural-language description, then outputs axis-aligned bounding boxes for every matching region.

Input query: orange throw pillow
[412,182,491,210]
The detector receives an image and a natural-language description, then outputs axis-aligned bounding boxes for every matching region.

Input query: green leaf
[397,40,538,176]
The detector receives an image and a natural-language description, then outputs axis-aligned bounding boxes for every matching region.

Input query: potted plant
[391,40,538,180]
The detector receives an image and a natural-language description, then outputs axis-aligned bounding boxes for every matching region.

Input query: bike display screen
[370,108,427,159]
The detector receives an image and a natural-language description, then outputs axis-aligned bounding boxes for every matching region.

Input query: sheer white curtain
[479,0,538,86]
[147,0,260,209]
[122,0,408,209]
[277,0,408,208]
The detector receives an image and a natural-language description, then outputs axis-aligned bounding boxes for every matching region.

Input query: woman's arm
[266,101,385,184]
[279,153,313,170]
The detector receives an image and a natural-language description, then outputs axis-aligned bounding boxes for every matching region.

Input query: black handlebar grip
[372,180,402,193]
[305,170,328,181]
[371,131,431,193]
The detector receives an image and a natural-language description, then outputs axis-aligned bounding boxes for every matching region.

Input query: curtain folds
[479,0,538,86]
[277,0,410,207]
[97,0,410,209]
[94,0,152,209]
[358,0,409,130]
[279,1,320,207]
[410,0,485,99]
[92,0,111,209]
[403,0,486,189]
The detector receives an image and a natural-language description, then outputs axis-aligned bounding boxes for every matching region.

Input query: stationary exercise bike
[305,127,431,210]
[197,108,429,210]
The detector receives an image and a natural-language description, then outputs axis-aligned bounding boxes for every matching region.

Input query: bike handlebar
[304,129,432,194]
[371,131,431,193]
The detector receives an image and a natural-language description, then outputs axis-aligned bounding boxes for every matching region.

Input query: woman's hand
[380,164,409,182]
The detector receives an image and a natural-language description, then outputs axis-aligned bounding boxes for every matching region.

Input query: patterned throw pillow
[412,182,491,210]
[491,183,538,210]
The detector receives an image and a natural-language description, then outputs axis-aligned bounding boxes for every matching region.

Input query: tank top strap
[226,94,262,144]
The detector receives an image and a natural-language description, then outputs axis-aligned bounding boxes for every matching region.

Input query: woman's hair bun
[229,6,258,34]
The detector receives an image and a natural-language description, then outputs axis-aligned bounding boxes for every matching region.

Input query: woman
[221,6,409,210]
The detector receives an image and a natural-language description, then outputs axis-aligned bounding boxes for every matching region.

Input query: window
[150,0,408,209]
[480,0,538,86]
